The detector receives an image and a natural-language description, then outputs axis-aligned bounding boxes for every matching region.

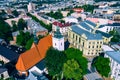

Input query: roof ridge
[19,55,26,71]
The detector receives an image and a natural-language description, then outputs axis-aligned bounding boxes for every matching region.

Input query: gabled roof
[16,35,52,72]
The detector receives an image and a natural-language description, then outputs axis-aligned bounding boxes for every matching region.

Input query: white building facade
[52,29,64,51]
[105,51,120,80]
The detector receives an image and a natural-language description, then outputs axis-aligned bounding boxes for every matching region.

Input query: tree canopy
[63,59,83,80]
[67,10,74,16]
[94,56,110,77]
[46,10,63,19]
[0,18,12,41]
[16,31,33,50]
[11,20,17,32]
[65,48,88,74]
[12,10,19,17]
[17,18,27,30]
[109,30,120,42]
[45,47,67,78]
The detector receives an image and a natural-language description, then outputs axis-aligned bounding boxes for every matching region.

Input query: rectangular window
[89,42,91,44]
[76,35,77,41]
[83,42,84,47]
[79,38,81,43]
[89,46,90,48]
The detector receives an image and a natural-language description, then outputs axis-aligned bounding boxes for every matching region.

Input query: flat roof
[102,45,114,52]
[84,72,103,80]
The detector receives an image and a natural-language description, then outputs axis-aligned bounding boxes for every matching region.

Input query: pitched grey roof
[71,25,103,40]
[79,22,93,31]
[106,51,120,64]
[27,19,47,33]
[96,30,112,38]
[85,20,96,27]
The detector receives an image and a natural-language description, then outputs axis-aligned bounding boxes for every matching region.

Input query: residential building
[27,19,48,36]
[68,20,112,56]
[64,16,78,23]
[52,21,71,35]
[86,18,114,25]
[0,45,19,63]
[113,12,120,23]
[105,51,120,80]
[73,8,84,13]
[0,67,9,79]
[98,23,120,33]
[27,2,35,12]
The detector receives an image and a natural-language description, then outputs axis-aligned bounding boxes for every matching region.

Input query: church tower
[52,27,64,51]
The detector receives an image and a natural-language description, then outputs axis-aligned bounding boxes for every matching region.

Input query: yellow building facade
[68,20,112,57]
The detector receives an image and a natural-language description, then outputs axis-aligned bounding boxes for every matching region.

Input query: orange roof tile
[16,35,52,72]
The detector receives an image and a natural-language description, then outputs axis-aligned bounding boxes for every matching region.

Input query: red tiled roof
[73,8,84,13]
[16,35,52,72]
[53,21,71,28]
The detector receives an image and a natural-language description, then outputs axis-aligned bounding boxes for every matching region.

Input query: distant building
[64,16,78,23]
[113,12,120,23]
[86,18,114,25]
[73,8,84,13]
[98,23,120,33]
[68,20,112,57]
[27,19,48,36]
[105,51,120,80]
[27,2,35,12]
[52,21,71,35]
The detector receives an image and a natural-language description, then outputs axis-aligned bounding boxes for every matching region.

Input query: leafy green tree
[0,18,12,41]
[67,10,74,16]
[12,10,19,17]
[17,18,27,30]
[109,30,120,42]
[25,38,34,50]
[63,59,83,80]
[16,31,32,48]
[82,5,94,13]
[94,56,110,77]
[46,10,63,19]
[45,47,67,79]
[11,21,17,32]
[65,48,88,74]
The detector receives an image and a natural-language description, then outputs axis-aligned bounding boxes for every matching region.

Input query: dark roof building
[0,45,19,63]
